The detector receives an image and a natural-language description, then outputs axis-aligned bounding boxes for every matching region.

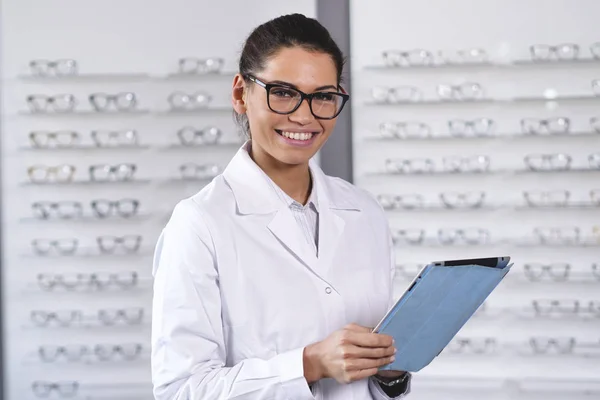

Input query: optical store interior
[1,0,599,399]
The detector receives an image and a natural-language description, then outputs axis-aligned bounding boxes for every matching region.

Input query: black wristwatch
[373,372,410,387]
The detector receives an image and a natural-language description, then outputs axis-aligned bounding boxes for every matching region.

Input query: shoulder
[165,176,233,237]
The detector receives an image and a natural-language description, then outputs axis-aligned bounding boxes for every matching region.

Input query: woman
[151,13,411,400]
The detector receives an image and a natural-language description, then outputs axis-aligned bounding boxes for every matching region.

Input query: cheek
[320,120,337,137]
[246,102,272,131]
[247,108,283,138]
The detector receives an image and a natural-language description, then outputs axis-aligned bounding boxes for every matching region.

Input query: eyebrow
[270,80,338,92]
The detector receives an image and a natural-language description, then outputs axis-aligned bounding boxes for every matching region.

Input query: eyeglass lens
[267,86,344,119]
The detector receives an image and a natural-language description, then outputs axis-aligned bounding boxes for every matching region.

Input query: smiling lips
[275,129,318,141]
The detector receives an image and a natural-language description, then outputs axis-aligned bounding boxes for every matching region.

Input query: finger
[344,323,372,333]
[347,365,385,382]
[346,368,378,383]
[345,323,392,338]
[342,330,394,348]
[344,355,395,372]
[339,343,395,360]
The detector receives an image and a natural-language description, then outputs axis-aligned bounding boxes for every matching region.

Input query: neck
[249,143,312,205]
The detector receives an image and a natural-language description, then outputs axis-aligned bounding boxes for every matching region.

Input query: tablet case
[375,257,512,372]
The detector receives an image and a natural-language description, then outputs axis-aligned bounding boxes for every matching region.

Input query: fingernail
[394,347,397,354]
[391,356,396,362]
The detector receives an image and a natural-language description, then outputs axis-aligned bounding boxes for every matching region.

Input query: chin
[274,150,315,166]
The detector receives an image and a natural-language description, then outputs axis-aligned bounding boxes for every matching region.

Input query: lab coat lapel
[316,205,345,279]
[310,160,362,282]
[223,143,318,271]
[222,143,363,282]
[267,208,318,270]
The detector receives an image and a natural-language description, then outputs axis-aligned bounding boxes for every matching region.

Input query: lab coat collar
[223,141,360,286]
[223,141,362,215]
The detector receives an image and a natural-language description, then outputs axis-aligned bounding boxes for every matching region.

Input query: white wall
[350,0,600,398]
[1,1,316,399]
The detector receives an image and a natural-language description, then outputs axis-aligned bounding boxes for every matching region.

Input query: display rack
[1,1,318,399]
[350,0,600,399]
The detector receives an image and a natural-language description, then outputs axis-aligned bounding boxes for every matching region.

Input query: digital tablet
[373,256,512,372]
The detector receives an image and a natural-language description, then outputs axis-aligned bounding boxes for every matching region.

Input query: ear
[232,74,247,114]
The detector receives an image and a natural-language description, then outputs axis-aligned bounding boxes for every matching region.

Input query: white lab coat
[151,143,410,399]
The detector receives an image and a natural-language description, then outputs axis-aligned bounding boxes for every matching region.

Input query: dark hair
[234,13,346,137]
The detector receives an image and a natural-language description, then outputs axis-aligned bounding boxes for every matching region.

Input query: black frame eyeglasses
[244,74,349,120]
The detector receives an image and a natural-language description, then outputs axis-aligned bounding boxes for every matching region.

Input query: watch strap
[374,371,409,387]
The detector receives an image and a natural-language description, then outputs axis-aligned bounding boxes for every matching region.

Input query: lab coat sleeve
[368,222,412,399]
[151,202,315,400]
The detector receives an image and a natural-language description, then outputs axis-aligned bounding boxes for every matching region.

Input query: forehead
[259,46,338,91]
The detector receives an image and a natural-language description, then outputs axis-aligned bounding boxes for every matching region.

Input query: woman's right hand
[303,323,396,384]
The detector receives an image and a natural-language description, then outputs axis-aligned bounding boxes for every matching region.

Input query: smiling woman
[151,13,412,400]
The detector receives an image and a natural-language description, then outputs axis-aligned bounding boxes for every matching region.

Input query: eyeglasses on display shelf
[29,307,145,328]
[28,235,146,257]
[35,342,144,363]
[37,271,139,291]
[177,57,224,75]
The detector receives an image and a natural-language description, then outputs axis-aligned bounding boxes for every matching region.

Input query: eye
[313,92,336,102]
[270,87,297,98]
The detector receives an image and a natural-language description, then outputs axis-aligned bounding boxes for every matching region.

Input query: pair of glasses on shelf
[32,381,79,398]
[31,235,143,256]
[177,57,224,74]
[384,155,491,174]
[445,337,497,355]
[533,227,581,245]
[524,153,600,171]
[372,82,485,103]
[528,337,578,354]
[29,129,139,148]
[89,164,137,181]
[523,189,600,207]
[379,118,495,138]
[522,263,600,281]
[32,199,140,219]
[177,126,222,145]
[37,343,143,363]
[392,228,490,246]
[382,48,489,67]
[37,272,138,291]
[26,92,138,113]
[27,163,137,183]
[28,59,78,76]
[31,307,145,327]
[531,300,600,317]
[523,117,600,134]
[179,163,220,180]
[168,91,212,111]
[530,42,600,61]
[377,191,486,210]
[524,263,572,281]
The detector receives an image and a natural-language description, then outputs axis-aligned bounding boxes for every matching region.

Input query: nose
[288,98,315,125]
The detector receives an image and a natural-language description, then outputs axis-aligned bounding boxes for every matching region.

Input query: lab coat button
[325,287,332,294]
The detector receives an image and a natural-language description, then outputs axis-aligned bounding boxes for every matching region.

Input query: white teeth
[281,131,314,141]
